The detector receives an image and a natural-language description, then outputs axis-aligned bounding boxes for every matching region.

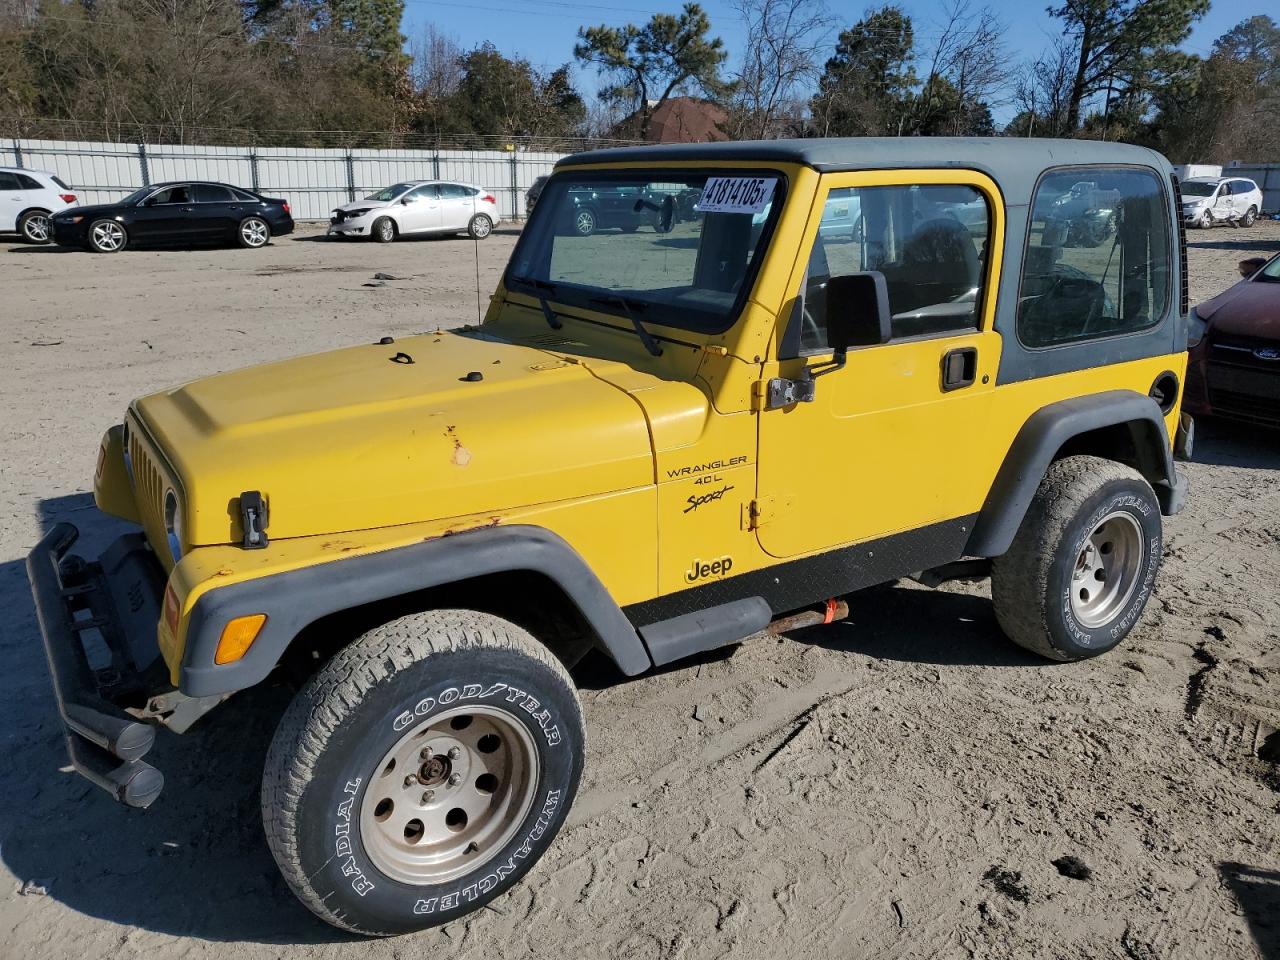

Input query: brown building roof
[621,97,728,143]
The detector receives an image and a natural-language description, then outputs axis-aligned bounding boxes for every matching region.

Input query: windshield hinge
[754,377,815,411]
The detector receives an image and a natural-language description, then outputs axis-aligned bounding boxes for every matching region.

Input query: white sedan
[329,181,500,242]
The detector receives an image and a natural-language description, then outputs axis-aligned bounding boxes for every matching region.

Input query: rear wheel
[18,209,52,244]
[991,456,1162,662]
[467,214,492,240]
[372,216,396,243]
[263,609,584,936]
[1242,205,1258,228]
[87,219,127,253]
[238,216,270,248]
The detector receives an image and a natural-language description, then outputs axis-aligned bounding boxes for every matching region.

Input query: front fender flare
[180,525,651,697]
[966,390,1183,558]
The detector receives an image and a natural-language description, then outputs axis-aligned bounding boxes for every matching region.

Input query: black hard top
[559,136,1170,178]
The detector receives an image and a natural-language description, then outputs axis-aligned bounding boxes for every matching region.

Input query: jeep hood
[133,331,655,544]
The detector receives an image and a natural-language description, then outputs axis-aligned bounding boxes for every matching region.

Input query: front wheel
[88,219,127,253]
[467,214,492,240]
[238,216,271,248]
[991,456,1162,662]
[372,216,396,243]
[263,609,584,936]
[18,209,52,244]
[1242,205,1258,228]
[573,208,596,236]
[1199,210,1213,230]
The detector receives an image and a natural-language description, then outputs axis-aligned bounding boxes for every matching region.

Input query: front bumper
[328,214,374,236]
[27,523,170,807]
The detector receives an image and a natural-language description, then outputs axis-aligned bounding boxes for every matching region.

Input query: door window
[14,173,41,190]
[797,183,989,352]
[194,184,235,203]
[0,172,19,190]
[403,184,438,202]
[1018,167,1170,348]
[150,185,192,204]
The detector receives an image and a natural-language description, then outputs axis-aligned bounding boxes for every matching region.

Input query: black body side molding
[181,525,652,697]
[966,389,1186,558]
[639,597,773,666]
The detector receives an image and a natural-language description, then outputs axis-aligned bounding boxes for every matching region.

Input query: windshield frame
[1256,254,1280,282]
[504,167,789,337]
[121,187,152,206]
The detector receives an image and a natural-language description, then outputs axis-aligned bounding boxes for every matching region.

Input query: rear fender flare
[180,525,651,697]
[967,390,1180,558]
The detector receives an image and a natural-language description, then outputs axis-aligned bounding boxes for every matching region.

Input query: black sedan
[50,181,294,252]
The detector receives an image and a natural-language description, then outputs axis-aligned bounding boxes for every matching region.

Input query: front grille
[1209,335,1280,371]
[126,418,175,566]
[1208,387,1280,426]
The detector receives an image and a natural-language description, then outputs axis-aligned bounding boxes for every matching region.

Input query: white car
[1,167,78,243]
[329,181,500,242]
[1180,176,1264,229]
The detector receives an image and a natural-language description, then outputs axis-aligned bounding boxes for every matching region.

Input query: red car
[1185,253,1280,427]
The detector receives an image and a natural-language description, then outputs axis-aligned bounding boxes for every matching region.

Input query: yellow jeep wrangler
[29,137,1191,935]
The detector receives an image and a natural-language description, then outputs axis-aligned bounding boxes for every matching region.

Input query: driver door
[396,183,442,233]
[754,170,1004,559]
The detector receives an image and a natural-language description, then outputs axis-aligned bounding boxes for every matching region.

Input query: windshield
[365,182,415,202]
[506,171,781,334]
[1180,182,1216,198]
[1257,255,1280,282]
[121,187,152,205]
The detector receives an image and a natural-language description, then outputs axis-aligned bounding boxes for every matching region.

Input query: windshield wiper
[512,276,562,330]
[588,294,663,357]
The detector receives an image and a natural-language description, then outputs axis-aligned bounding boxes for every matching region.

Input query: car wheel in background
[238,216,271,249]
[87,219,127,253]
[467,214,493,240]
[372,217,396,243]
[1242,206,1258,228]
[1199,210,1213,230]
[573,209,596,237]
[18,210,52,244]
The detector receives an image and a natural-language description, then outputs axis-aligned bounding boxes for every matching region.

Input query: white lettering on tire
[334,777,375,896]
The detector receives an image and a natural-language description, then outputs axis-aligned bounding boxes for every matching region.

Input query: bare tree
[914,0,1006,135]
[1011,35,1077,135]
[725,0,833,139]
[411,23,463,100]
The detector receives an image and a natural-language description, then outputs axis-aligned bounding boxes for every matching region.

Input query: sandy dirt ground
[1,220,1279,959]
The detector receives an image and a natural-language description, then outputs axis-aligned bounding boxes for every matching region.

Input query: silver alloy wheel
[23,213,51,242]
[1200,210,1213,230]
[1243,206,1257,227]
[241,218,269,247]
[575,210,595,235]
[359,705,538,885]
[91,221,125,252]
[471,215,492,238]
[1069,510,1145,628]
[378,219,395,242]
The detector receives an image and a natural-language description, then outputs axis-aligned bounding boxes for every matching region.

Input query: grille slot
[127,422,174,564]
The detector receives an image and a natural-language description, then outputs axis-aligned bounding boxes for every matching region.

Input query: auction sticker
[696,177,777,214]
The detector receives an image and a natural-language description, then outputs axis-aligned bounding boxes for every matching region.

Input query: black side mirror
[400,197,411,205]
[825,271,892,355]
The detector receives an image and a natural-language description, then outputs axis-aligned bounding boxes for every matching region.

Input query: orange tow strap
[822,598,839,625]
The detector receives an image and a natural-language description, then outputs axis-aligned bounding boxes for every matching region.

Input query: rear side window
[231,188,258,202]
[440,183,470,199]
[52,175,71,190]
[1237,179,1258,192]
[1018,167,1170,348]
[194,184,235,202]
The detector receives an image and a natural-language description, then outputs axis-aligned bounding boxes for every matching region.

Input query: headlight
[164,488,183,561]
[1187,306,1207,348]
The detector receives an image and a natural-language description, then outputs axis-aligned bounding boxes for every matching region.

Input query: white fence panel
[145,143,253,192]
[16,139,142,204]
[6,137,568,220]
[256,147,350,221]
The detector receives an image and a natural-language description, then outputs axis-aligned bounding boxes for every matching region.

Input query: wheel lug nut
[421,790,435,804]
[420,747,432,759]
[447,747,461,760]
[403,775,416,787]
[448,772,462,786]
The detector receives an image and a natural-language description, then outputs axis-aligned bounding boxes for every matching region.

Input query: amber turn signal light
[215,614,267,664]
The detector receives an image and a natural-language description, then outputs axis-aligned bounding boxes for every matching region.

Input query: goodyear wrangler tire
[991,456,1162,662]
[262,609,584,936]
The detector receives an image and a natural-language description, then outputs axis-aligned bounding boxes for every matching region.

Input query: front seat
[902,218,979,288]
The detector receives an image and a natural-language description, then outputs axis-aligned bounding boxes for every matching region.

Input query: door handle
[942,346,978,391]
[181,206,193,212]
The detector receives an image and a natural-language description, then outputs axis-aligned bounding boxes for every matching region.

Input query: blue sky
[402,0,1260,127]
